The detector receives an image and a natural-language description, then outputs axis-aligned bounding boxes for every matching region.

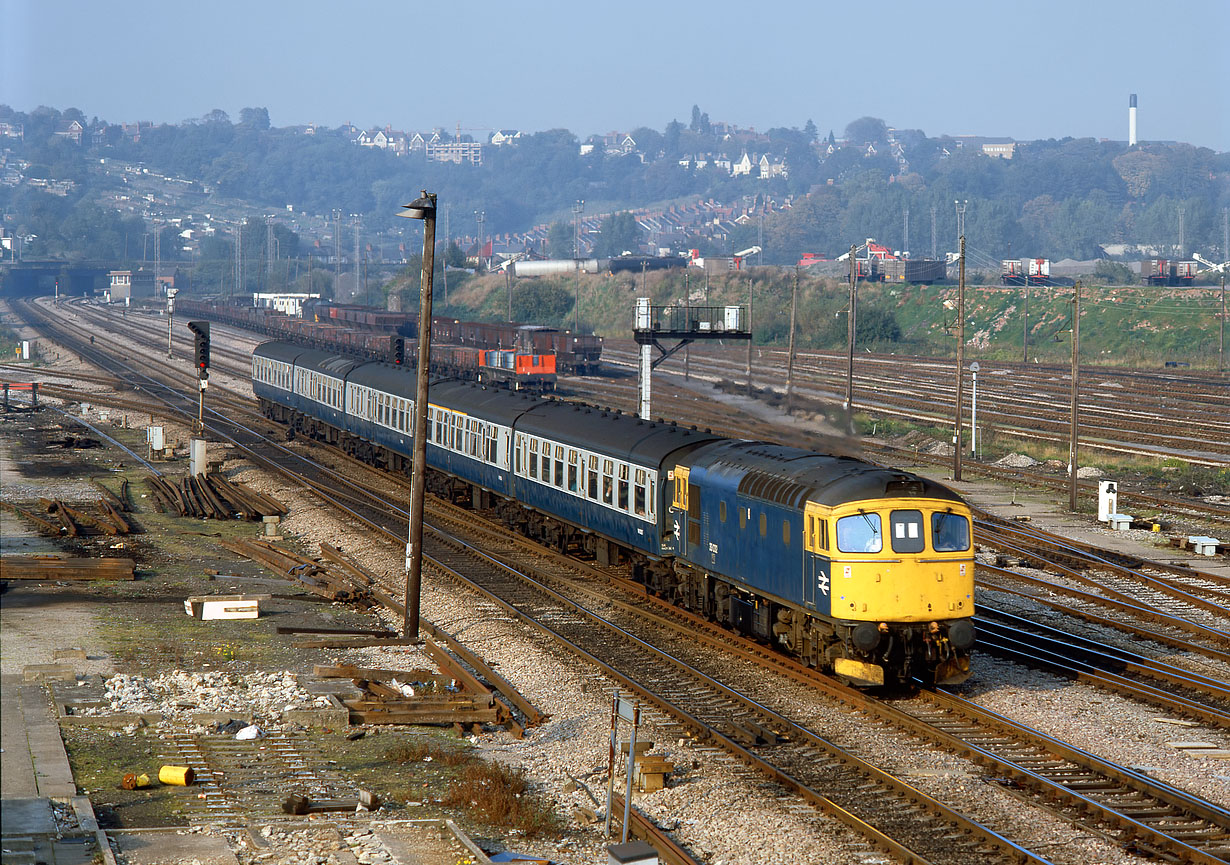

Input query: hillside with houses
[2,104,1227,277]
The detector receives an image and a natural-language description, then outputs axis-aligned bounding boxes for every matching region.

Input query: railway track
[14,296,1230,863]
[599,340,1230,464]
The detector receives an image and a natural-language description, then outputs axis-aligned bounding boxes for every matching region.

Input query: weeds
[385,740,472,767]
[442,761,562,838]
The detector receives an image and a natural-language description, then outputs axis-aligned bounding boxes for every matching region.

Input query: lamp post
[845,244,857,412]
[398,190,437,641]
[953,236,966,482]
[969,361,979,457]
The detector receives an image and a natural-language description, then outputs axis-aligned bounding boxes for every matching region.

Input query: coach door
[672,467,703,559]
[804,504,831,613]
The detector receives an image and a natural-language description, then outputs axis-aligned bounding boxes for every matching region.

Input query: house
[489,129,522,147]
[731,152,754,176]
[0,122,24,140]
[54,119,84,143]
[407,130,441,152]
[758,154,788,179]
[981,141,1016,159]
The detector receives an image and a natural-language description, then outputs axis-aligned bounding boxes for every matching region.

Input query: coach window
[837,512,883,553]
[890,510,925,554]
[618,464,629,510]
[515,435,523,473]
[633,469,647,516]
[931,511,971,552]
[529,439,538,477]
[568,450,579,492]
[602,467,613,504]
[487,427,498,463]
[554,447,565,487]
[470,421,480,457]
[588,455,599,499]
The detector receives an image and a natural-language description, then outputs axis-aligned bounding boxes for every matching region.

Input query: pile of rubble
[996,453,1040,468]
[77,670,332,721]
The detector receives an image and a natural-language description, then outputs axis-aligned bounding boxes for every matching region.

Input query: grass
[61,725,191,828]
[442,760,563,839]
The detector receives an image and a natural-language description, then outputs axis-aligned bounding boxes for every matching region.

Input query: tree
[239,107,271,130]
[845,116,888,144]
[594,212,642,257]
[546,222,573,259]
[803,119,818,142]
[690,105,702,133]
[1094,259,1135,285]
[444,241,466,269]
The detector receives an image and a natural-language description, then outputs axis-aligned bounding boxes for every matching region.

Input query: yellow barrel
[158,765,195,786]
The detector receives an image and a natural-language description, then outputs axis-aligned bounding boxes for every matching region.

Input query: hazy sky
[3,0,1227,151]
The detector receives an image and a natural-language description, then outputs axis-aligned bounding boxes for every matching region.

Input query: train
[176,299,558,393]
[300,300,604,375]
[252,340,976,687]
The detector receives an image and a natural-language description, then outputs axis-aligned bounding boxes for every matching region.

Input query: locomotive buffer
[632,297,750,419]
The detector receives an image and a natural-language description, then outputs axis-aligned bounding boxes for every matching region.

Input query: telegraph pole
[785,266,798,412]
[233,220,243,302]
[353,214,363,304]
[1177,206,1185,257]
[930,206,937,260]
[953,236,966,482]
[683,269,691,381]
[333,209,341,295]
[745,278,754,397]
[845,244,857,412]
[1022,281,1029,364]
[474,210,485,272]
[1069,280,1081,512]
[1220,275,1225,374]
[954,200,967,252]
[153,219,161,300]
[266,216,276,290]
[573,199,585,259]
[903,207,909,257]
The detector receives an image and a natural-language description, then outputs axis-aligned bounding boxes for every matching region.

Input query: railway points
[3,294,1229,865]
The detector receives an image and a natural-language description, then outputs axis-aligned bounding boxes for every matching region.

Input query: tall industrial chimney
[1129,94,1138,147]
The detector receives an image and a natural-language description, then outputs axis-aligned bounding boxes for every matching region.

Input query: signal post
[187,320,210,445]
[632,297,751,420]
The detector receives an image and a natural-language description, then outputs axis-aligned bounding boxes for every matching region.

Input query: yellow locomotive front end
[806,497,975,686]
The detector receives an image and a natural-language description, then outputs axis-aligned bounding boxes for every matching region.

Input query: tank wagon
[252,341,976,687]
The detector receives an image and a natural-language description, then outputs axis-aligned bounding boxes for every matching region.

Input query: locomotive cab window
[837,512,882,553]
[889,510,925,554]
[931,511,971,552]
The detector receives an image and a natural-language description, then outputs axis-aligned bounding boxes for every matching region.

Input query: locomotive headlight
[851,622,881,653]
[947,619,975,650]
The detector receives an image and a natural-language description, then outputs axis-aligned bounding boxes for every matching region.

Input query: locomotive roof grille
[885,477,926,496]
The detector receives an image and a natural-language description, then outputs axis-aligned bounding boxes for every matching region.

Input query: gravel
[26,301,1229,865]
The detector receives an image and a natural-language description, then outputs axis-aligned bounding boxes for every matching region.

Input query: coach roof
[516,401,725,464]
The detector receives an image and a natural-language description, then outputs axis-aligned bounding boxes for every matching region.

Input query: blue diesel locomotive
[252,341,975,686]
